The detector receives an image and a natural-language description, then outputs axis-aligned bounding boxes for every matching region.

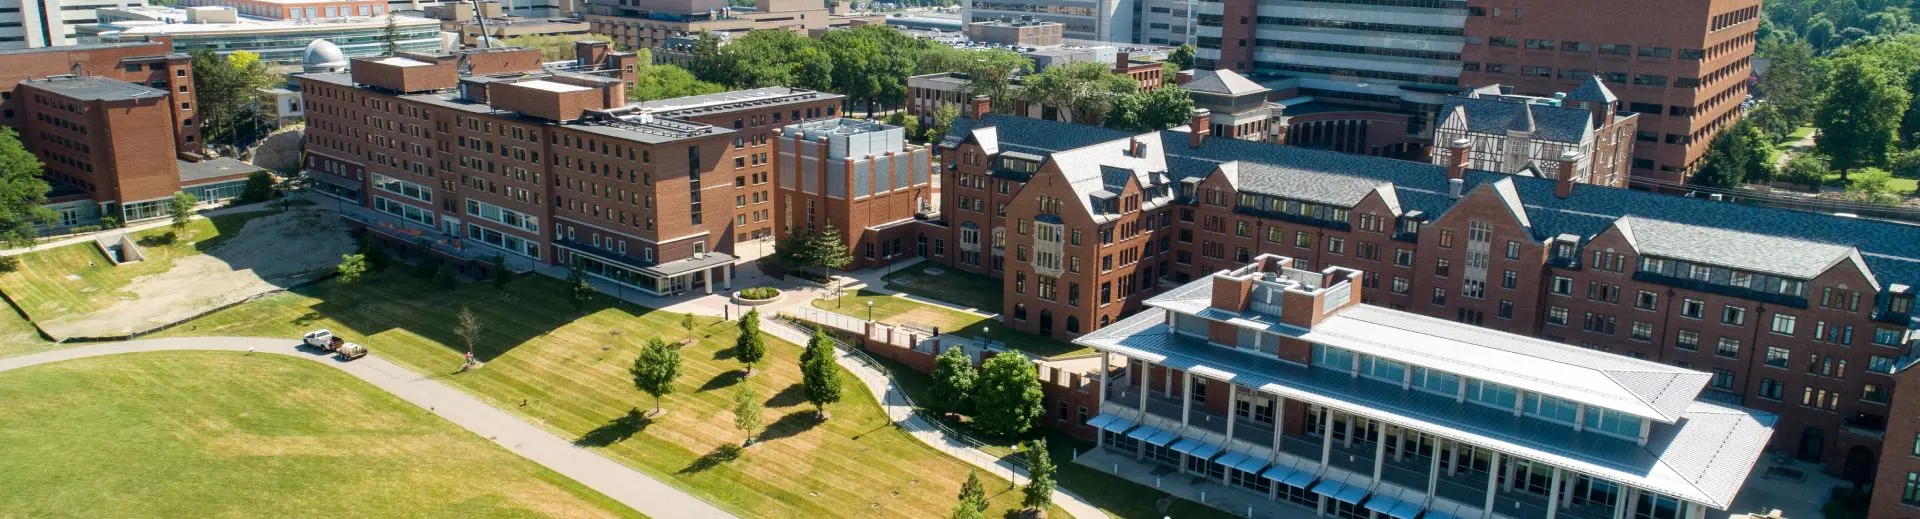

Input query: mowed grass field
[0,211,276,322]
[0,303,54,360]
[155,272,1050,519]
[813,289,1088,358]
[0,351,640,518]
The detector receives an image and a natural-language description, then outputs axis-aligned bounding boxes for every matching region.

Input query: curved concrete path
[0,337,737,519]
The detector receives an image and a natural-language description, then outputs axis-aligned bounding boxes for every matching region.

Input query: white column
[1427,438,1442,498]
[1624,489,1641,519]
[1483,452,1502,518]
[1397,428,1411,462]
[1344,415,1356,448]
[1181,371,1194,428]
[1612,484,1628,519]
[1503,457,1518,492]
[1137,361,1149,461]
[1097,352,1110,449]
[1225,384,1238,443]
[1273,395,1287,452]
[1372,423,1387,484]
[1320,408,1334,468]
[1450,443,1464,476]
[1545,467,1562,519]
[1561,474,1575,508]
[722,263,732,290]
[702,268,713,294]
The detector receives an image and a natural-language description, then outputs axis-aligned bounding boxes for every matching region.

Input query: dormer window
[1553,242,1574,259]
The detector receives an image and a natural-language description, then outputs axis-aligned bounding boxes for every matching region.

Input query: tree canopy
[1166,43,1196,70]
[1691,121,1774,188]
[1816,54,1910,173]
[800,327,843,417]
[191,50,276,146]
[1021,439,1055,511]
[631,337,683,414]
[686,27,1036,114]
[0,127,52,246]
[971,351,1044,437]
[929,346,977,417]
[735,308,767,374]
[1014,62,1138,125]
[1105,86,1196,132]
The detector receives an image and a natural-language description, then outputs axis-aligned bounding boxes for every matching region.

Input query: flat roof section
[21,76,169,102]
[375,56,433,67]
[516,79,589,93]
[179,158,261,185]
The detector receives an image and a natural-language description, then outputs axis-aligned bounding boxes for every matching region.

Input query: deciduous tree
[1817,55,1911,175]
[800,327,842,419]
[336,253,368,283]
[733,386,763,445]
[1014,62,1137,124]
[735,308,767,375]
[1105,86,1196,132]
[0,127,51,247]
[1166,43,1196,70]
[680,313,699,344]
[1021,439,1055,512]
[568,263,594,312]
[455,306,482,359]
[631,337,682,416]
[930,346,977,417]
[973,351,1044,437]
[240,171,274,204]
[168,192,197,234]
[924,104,961,144]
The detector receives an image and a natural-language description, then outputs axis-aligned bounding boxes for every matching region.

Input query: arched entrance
[1844,445,1877,489]
[1039,310,1053,337]
[1066,316,1080,334]
[1798,427,1825,462]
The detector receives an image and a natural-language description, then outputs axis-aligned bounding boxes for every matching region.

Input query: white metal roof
[517,79,589,93]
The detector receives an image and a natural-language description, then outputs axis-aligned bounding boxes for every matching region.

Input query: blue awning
[1214,451,1250,469]
[1260,465,1299,484]
[1169,437,1223,458]
[1089,414,1134,433]
[1231,454,1269,474]
[1312,480,1369,505]
[1144,429,1180,446]
[1126,425,1165,441]
[1363,494,1424,519]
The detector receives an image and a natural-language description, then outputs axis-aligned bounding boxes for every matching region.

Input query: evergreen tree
[956,470,987,513]
[735,308,767,375]
[807,226,855,274]
[568,263,595,312]
[490,254,510,288]
[631,337,683,416]
[930,346,978,417]
[800,327,843,418]
[973,351,1044,437]
[1021,439,1055,512]
[0,127,51,247]
[382,11,400,56]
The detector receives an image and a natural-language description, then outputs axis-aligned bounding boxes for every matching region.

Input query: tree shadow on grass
[711,344,737,362]
[698,370,743,393]
[574,408,650,447]
[754,410,823,444]
[765,382,806,408]
[678,444,742,475]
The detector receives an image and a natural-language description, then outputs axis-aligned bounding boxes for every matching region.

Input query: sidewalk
[763,318,1110,519]
[0,336,737,518]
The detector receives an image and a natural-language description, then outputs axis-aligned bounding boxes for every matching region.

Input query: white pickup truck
[302,329,368,360]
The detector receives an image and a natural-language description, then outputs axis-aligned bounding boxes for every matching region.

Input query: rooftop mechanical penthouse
[1075,254,1776,519]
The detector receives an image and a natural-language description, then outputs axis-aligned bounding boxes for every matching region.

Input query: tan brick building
[297,42,842,294]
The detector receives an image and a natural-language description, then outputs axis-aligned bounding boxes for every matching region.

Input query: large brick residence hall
[919,100,1920,505]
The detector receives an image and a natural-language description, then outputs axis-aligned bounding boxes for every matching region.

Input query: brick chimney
[1446,138,1471,181]
[969,95,991,121]
[1114,51,1131,71]
[1556,149,1582,199]
[1188,108,1211,148]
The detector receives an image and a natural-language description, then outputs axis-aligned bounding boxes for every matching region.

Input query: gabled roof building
[1433,78,1639,188]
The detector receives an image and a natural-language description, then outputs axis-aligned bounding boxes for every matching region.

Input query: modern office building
[961,0,1130,43]
[297,42,845,292]
[582,0,880,52]
[1076,253,1776,519]
[919,104,1920,488]
[964,17,1062,48]
[772,117,933,271]
[0,0,141,49]
[90,5,443,65]
[1432,78,1639,188]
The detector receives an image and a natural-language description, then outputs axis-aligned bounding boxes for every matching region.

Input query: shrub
[737,286,780,300]
[0,255,18,272]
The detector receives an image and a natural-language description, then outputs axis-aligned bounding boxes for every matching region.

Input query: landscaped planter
[732,286,783,306]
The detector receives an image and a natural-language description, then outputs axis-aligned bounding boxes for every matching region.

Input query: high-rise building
[583,0,880,52]
[962,0,1133,43]
[0,0,137,49]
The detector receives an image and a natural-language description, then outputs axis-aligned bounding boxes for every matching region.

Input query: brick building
[0,40,199,156]
[918,106,1920,494]
[1186,0,1757,186]
[297,42,843,294]
[772,118,933,271]
[1432,78,1639,188]
[1077,254,1774,519]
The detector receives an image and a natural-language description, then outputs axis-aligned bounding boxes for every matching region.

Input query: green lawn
[0,351,641,518]
[882,265,1003,313]
[1822,171,1920,193]
[813,289,1089,358]
[863,353,1236,519]
[0,302,54,360]
[155,272,1053,519]
[0,211,280,322]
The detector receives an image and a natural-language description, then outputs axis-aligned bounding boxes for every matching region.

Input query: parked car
[302,329,344,351]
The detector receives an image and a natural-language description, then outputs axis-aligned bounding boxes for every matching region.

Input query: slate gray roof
[1438,95,1594,143]
[1614,216,1866,281]
[1233,161,1394,207]
[1145,276,1709,422]
[1184,68,1269,96]
[1567,75,1618,104]
[1077,307,1777,509]
[24,75,167,102]
[943,114,1920,287]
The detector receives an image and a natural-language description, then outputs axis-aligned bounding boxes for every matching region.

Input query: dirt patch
[38,208,353,340]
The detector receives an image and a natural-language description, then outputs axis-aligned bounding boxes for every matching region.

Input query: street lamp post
[866,300,874,322]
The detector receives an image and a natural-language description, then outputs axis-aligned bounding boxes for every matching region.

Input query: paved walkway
[762,318,1109,519]
[0,336,737,519]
